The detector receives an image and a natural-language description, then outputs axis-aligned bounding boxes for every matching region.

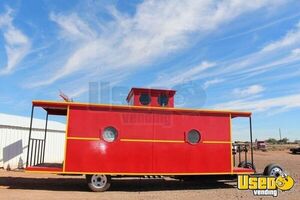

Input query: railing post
[245,144,247,163]
[37,140,41,165]
[30,139,34,166]
[26,105,34,167]
[233,154,236,166]
[40,141,44,164]
[34,140,37,166]
[238,145,241,164]
[249,116,254,167]
[232,145,236,166]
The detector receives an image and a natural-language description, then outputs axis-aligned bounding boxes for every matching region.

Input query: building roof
[0,113,65,131]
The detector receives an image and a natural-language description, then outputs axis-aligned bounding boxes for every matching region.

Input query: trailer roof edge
[32,100,252,117]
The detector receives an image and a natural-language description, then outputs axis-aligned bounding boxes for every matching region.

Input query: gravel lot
[0,150,299,200]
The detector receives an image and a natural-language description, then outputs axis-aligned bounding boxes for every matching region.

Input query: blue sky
[0,0,300,141]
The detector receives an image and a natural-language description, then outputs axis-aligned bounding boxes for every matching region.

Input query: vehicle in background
[290,147,300,154]
[256,140,267,151]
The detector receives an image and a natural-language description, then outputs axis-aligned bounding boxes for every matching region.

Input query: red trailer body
[25,88,255,191]
[67,106,233,174]
[26,88,252,175]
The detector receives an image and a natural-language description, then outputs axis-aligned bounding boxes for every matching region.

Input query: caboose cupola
[126,88,176,107]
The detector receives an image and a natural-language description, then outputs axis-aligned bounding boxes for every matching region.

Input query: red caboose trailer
[25,88,284,191]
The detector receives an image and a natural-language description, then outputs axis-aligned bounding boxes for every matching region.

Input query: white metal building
[0,113,65,169]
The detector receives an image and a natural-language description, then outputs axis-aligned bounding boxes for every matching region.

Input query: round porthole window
[187,129,201,144]
[139,93,151,105]
[103,127,118,142]
[158,94,169,106]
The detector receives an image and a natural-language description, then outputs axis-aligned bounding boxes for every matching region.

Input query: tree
[266,138,277,144]
[278,137,289,144]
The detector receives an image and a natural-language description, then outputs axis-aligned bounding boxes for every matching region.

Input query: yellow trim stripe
[67,137,99,141]
[202,141,232,144]
[65,137,232,144]
[120,139,184,143]
[25,170,255,175]
[32,100,251,117]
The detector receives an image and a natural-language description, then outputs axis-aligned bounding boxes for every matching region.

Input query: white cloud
[30,0,283,87]
[224,20,300,77]
[233,85,265,97]
[156,17,300,90]
[201,21,300,115]
[203,78,224,89]
[0,8,31,75]
[261,21,300,52]
[215,12,300,42]
[213,93,300,112]
[151,61,216,88]
[49,12,97,41]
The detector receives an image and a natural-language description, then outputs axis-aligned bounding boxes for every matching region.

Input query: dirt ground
[0,150,299,200]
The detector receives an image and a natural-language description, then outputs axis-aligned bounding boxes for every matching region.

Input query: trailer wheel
[238,161,256,172]
[263,164,283,178]
[86,174,111,192]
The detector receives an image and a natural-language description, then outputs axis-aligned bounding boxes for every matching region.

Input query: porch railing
[232,143,249,166]
[26,105,48,167]
[28,138,45,166]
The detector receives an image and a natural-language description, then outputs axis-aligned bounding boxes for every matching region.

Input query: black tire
[238,161,256,172]
[263,164,283,178]
[86,174,111,192]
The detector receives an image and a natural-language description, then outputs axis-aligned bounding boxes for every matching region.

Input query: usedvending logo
[237,175,295,197]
